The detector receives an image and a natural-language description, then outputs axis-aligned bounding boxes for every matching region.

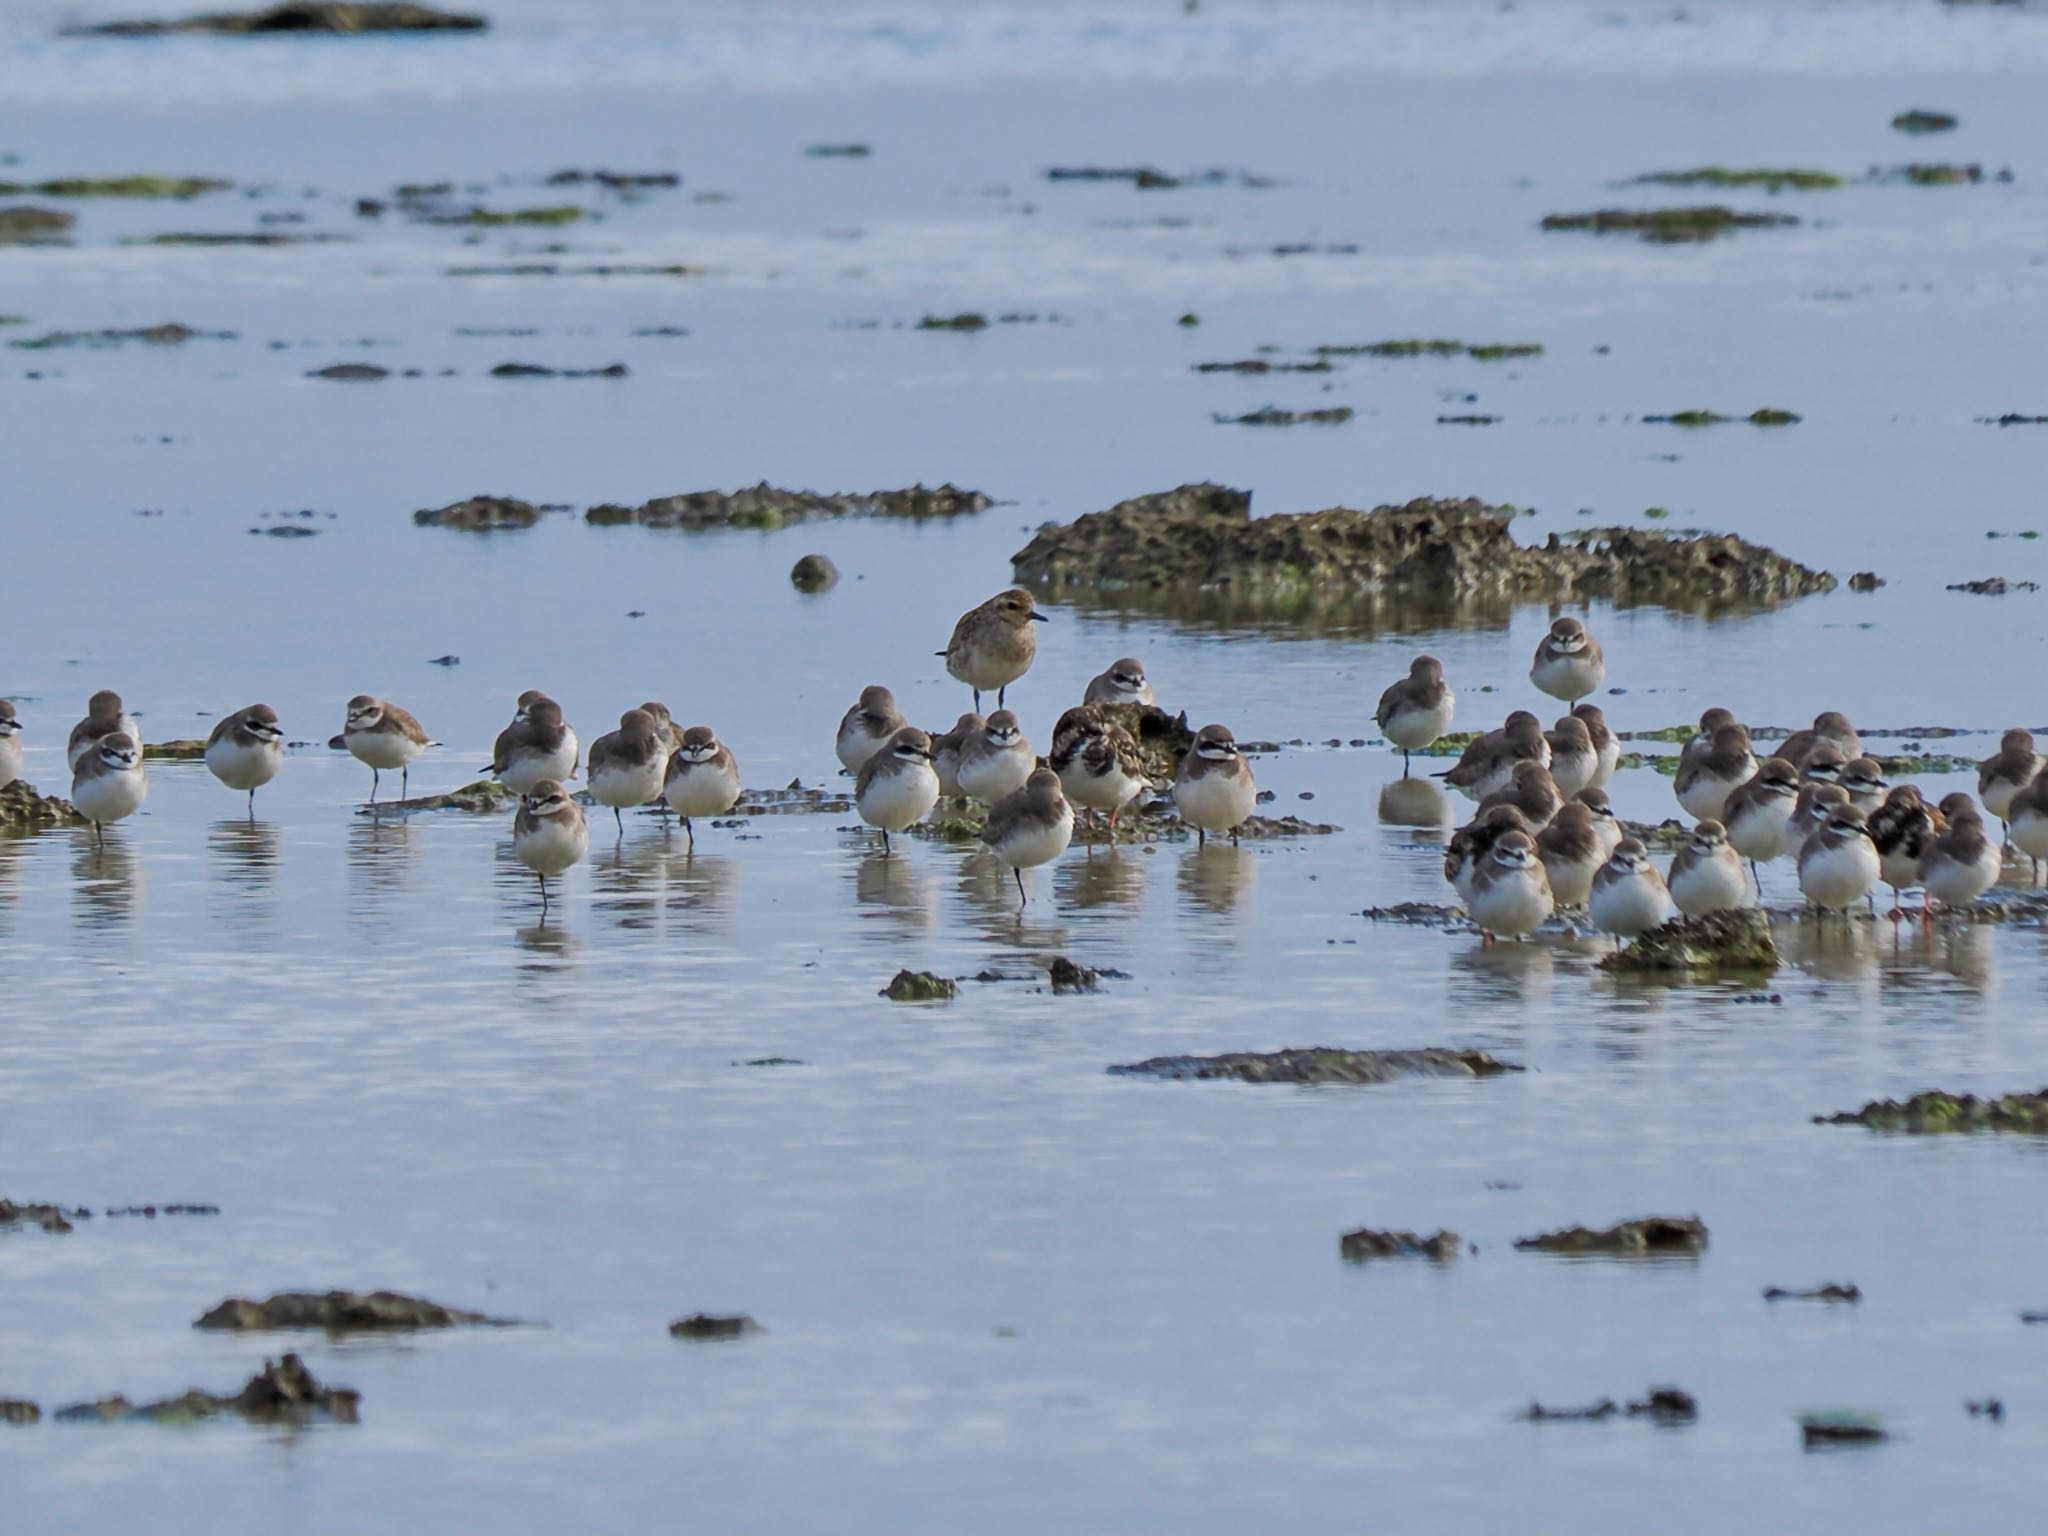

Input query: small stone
[790,553,839,592]
[669,1313,761,1340]
[882,970,956,1002]
[1338,1227,1461,1262]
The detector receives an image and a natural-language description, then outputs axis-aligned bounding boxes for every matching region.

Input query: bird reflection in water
[1059,844,1147,911]
[1450,932,1556,1010]
[208,818,281,944]
[346,813,418,927]
[851,847,938,941]
[72,832,144,934]
[1378,776,1451,829]
[1177,842,1255,917]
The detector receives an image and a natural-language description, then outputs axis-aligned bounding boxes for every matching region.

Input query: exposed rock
[9,322,232,350]
[1010,483,1832,617]
[445,261,701,278]
[917,312,987,331]
[0,1398,38,1425]
[102,1203,218,1217]
[882,970,956,1002]
[1540,206,1798,242]
[1634,167,1841,191]
[0,176,228,199]
[310,363,389,381]
[488,361,628,379]
[76,3,485,34]
[1946,577,2039,595]
[790,553,839,591]
[1338,1227,1461,1262]
[55,1354,360,1425]
[358,779,518,814]
[1521,1397,1618,1421]
[0,208,75,244]
[427,206,586,227]
[587,482,991,531]
[1514,1215,1709,1256]
[1800,1412,1886,1447]
[669,1313,761,1340]
[413,495,544,530]
[1979,414,2046,427]
[1108,1047,1522,1085]
[1599,908,1778,974]
[1047,957,1100,992]
[545,169,681,189]
[1815,1088,2048,1133]
[1642,407,1801,426]
[1764,1283,1861,1304]
[804,144,871,158]
[1,1198,81,1234]
[1870,162,1997,185]
[1194,358,1333,374]
[1522,1387,1696,1423]
[1892,109,1958,133]
[132,231,348,247]
[1437,414,1498,425]
[1215,405,1353,426]
[1314,339,1541,360]
[1966,1398,2004,1421]
[0,781,88,830]
[194,1289,518,1332]
[1848,571,1885,591]
[145,739,208,760]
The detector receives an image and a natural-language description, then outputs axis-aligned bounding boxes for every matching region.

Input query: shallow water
[2,2,2045,1529]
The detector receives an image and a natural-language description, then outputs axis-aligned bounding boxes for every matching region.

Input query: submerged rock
[1946,577,2040,595]
[55,1354,359,1425]
[1339,1227,1462,1262]
[1800,1412,1886,1448]
[1892,109,1958,134]
[1540,206,1798,242]
[0,177,228,199]
[413,495,543,530]
[0,1398,39,1425]
[194,1289,519,1332]
[1522,1388,1696,1424]
[1010,484,1831,618]
[1514,1215,1709,1256]
[1816,1088,2048,1134]
[1215,405,1353,426]
[310,363,389,381]
[0,781,87,830]
[0,207,75,244]
[882,970,956,1002]
[1109,1047,1521,1085]
[145,739,208,760]
[790,553,839,591]
[1634,167,1841,191]
[359,779,518,814]
[488,361,628,379]
[669,1313,762,1340]
[1,1198,81,1234]
[587,482,991,531]
[76,3,485,34]
[8,321,232,350]
[1047,957,1100,992]
[1599,908,1778,974]
[1764,1283,1861,1304]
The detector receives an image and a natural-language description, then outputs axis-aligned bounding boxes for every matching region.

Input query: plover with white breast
[1797,742,1847,789]
[586,708,667,835]
[955,709,1035,806]
[0,700,23,792]
[1537,801,1603,910]
[1786,780,1850,861]
[663,724,742,851]
[204,704,284,815]
[836,685,905,774]
[1919,801,2001,917]
[1050,709,1147,834]
[1530,617,1604,706]
[1868,783,1942,913]
[1977,728,2040,845]
[938,588,1046,712]
[1468,830,1554,943]
[856,726,939,855]
[1438,711,1550,802]
[1445,805,1532,907]
[1589,837,1671,944]
[1375,655,1456,776]
[510,778,587,917]
[1669,819,1751,917]
[1678,708,1739,775]
[1798,802,1880,913]
[1675,724,1757,824]
[342,694,430,803]
[484,696,579,795]
[1777,711,1861,771]
[1722,756,1801,892]
[638,701,679,759]
[2006,769,2048,881]
[1083,657,1154,708]
[1573,786,1624,861]
[1544,715,1597,797]
[1838,757,1889,815]
[71,731,147,848]
[66,690,139,771]
[1476,760,1563,832]
[1571,703,1620,789]
[980,766,1074,908]
[1174,723,1257,847]
[931,711,984,798]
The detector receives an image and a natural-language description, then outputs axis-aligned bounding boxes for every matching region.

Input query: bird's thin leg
[537,872,548,913]
[1013,867,1026,908]
[1197,827,1206,849]
[685,817,696,854]
[613,806,624,836]
[881,828,892,857]
[401,766,409,800]
[1750,859,1763,896]
[247,787,256,821]
[997,685,1007,708]
[93,820,104,850]
[1231,828,1239,848]
[370,768,380,804]
[973,689,983,713]
[1402,749,1411,779]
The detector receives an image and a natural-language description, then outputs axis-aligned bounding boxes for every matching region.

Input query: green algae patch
[1816,1088,2048,1134]
[1340,1227,1462,1263]
[0,175,229,198]
[1541,206,1797,242]
[145,740,209,761]
[0,207,75,244]
[882,970,956,1002]
[1634,167,1841,192]
[1600,909,1777,975]
[126,231,350,247]
[1872,162,1994,186]
[435,205,588,227]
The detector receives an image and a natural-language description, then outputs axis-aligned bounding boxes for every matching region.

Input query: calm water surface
[2,2,2044,1530]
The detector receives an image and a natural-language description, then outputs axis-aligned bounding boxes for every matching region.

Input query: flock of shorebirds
[6,596,2044,930]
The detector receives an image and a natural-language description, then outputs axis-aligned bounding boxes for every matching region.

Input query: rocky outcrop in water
[76,3,485,34]
[1109,1047,1521,1084]
[55,1354,360,1425]
[882,970,956,1002]
[414,495,545,530]
[195,1289,519,1332]
[1,1198,82,1234]
[0,782,86,830]
[0,208,75,244]
[669,1313,762,1340]
[1339,1227,1462,1262]
[1009,484,1832,617]
[0,1397,39,1424]
[1816,1088,2048,1133]
[1599,909,1778,973]
[1514,1215,1709,1255]
[586,483,991,530]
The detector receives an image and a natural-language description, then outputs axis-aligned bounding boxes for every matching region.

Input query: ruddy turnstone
[1050,708,1147,834]
[1868,783,1943,913]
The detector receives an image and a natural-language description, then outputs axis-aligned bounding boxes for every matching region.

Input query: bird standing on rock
[1589,838,1671,944]
[938,588,1046,711]
[1668,820,1750,917]
[1376,655,1455,776]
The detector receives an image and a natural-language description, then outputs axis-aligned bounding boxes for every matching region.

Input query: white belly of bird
[1922,845,2001,907]
[1588,820,1623,862]
[836,727,886,774]
[1059,760,1142,813]
[0,736,22,791]
[992,804,1073,870]
[1590,875,1669,938]
[502,734,578,795]
[589,759,664,810]
[1542,852,1598,909]
[860,765,938,831]
[1531,654,1603,703]
[1175,770,1256,833]
[958,748,1032,805]
[1470,869,1553,936]
[1548,747,1596,798]
[1982,777,2026,821]
[1671,854,1750,917]
[1880,846,1923,891]
[205,735,281,792]
[933,749,965,798]
[1725,800,1792,863]
[1799,837,1879,910]
[1677,769,1746,824]
[1589,739,1621,788]
[513,815,588,877]
[2013,807,2048,863]
[346,728,422,771]
[73,768,148,826]
[1462,759,1520,802]
[665,763,740,819]
[1383,699,1453,751]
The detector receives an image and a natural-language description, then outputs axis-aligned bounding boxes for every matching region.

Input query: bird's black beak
[1030,610,1048,622]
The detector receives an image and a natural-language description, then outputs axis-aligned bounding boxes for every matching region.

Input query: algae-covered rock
[1514,1215,1709,1256]
[1215,405,1352,426]
[55,1354,360,1425]
[77,3,484,34]
[1109,1047,1521,1085]
[0,176,228,199]
[1599,908,1778,974]
[1800,1411,1886,1447]
[882,970,956,1002]
[790,553,839,592]
[0,1398,39,1425]
[1,1198,81,1234]
[360,780,517,814]
[1815,1088,2048,1133]
[587,482,991,531]
[1540,206,1798,242]
[918,312,987,331]
[0,208,76,244]
[1633,167,1841,191]
[195,1289,519,1332]
[9,322,233,350]
[145,739,208,761]
[1523,1388,1696,1423]
[414,495,543,530]
[1010,484,1832,618]
[0,781,88,830]
[669,1313,762,1340]
[1339,1227,1461,1262]
[311,362,389,381]
[489,361,628,379]
[1891,109,1958,134]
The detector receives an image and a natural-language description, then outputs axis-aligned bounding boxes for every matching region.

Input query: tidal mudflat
[2,2,2045,1530]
